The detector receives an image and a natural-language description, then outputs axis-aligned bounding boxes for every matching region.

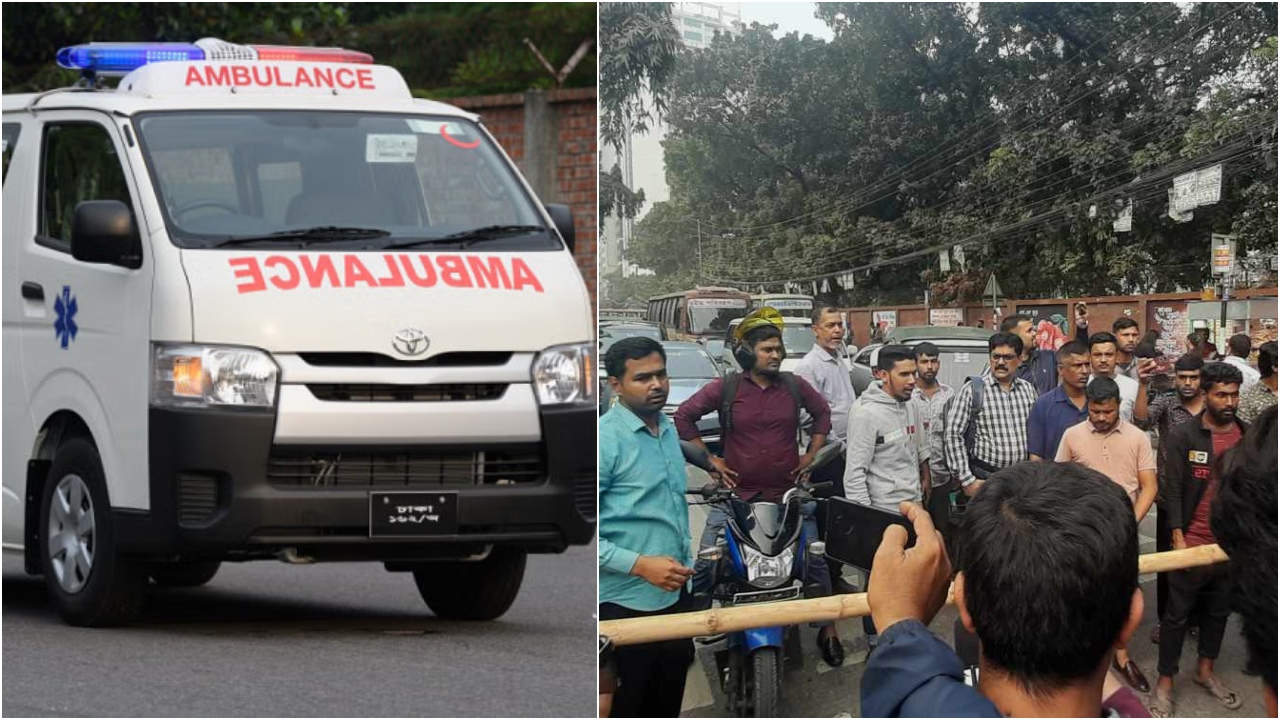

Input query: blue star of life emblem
[54,285,78,349]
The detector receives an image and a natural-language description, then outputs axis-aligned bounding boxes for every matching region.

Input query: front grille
[298,352,513,368]
[266,448,545,489]
[573,478,597,521]
[307,383,507,402]
[177,474,218,527]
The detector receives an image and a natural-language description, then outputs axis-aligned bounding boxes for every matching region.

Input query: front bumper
[115,403,595,561]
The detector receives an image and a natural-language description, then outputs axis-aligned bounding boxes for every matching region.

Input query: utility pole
[696,219,703,286]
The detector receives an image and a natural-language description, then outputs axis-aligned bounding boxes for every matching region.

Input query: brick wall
[446,88,598,311]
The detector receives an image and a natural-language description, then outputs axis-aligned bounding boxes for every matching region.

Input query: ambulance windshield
[135,111,559,251]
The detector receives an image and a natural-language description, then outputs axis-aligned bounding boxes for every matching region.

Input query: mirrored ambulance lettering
[229,255,545,294]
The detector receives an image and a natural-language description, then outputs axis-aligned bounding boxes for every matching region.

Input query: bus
[647,287,752,340]
[750,293,814,320]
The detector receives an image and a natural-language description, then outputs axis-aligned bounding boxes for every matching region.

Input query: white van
[1,40,596,626]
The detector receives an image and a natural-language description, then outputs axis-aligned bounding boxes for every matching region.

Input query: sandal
[1148,689,1174,718]
[1195,675,1243,710]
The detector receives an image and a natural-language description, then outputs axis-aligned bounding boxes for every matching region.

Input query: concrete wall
[445,88,597,310]
[841,289,1278,349]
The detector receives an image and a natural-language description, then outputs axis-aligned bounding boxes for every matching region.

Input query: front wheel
[749,646,781,717]
[412,546,526,621]
[39,437,146,627]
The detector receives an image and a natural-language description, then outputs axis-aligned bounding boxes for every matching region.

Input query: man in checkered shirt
[944,331,1039,497]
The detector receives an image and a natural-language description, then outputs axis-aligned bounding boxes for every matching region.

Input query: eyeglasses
[991,353,1019,363]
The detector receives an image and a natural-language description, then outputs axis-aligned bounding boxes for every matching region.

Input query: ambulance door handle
[21,282,44,301]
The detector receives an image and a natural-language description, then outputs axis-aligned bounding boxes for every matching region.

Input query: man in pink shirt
[1056,375,1158,693]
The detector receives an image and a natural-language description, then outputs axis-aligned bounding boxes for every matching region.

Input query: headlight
[532,342,595,405]
[742,545,795,589]
[151,344,279,409]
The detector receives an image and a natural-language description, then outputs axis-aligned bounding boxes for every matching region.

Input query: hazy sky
[737,2,835,42]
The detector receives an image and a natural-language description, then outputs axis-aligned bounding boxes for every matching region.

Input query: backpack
[720,371,803,443]
[940,376,985,475]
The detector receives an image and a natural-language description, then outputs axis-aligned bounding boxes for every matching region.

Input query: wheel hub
[47,474,95,594]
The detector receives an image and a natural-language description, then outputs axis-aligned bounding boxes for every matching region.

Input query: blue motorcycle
[682,441,838,717]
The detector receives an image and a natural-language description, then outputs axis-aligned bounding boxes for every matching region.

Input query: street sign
[983,274,1003,299]
[1211,233,1236,276]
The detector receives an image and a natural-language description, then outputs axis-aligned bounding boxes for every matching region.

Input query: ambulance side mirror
[546,203,576,253]
[71,201,142,269]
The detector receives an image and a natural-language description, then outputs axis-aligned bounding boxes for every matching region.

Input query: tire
[412,546,526,621]
[150,560,221,588]
[38,437,146,627]
[749,646,781,718]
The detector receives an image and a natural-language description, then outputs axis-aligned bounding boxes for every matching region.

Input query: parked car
[850,326,992,394]
[661,341,723,448]
[700,337,729,373]
[598,320,665,353]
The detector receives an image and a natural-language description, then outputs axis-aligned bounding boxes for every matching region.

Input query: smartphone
[823,497,918,572]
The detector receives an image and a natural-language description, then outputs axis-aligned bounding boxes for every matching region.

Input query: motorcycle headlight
[742,546,795,589]
[532,342,595,406]
[151,344,279,409]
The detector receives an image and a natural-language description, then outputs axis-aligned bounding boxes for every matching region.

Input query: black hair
[1111,317,1139,334]
[914,342,940,359]
[743,323,782,348]
[876,344,916,372]
[1174,353,1204,373]
[1000,314,1032,333]
[1085,376,1120,404]
[1088,332,1117,350]
[1210,405,1278,693]
[1228,333,1252,359]
[988,331,1024,356]
[604,336,665,379]
[958,461,1138,694]
[1201,361,1244,393]
[811,306,842,326]
[1259,341,1277,379]
[1141,329,1160,345]
[1056,341,1089,362]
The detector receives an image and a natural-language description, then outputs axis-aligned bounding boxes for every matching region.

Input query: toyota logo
[392,329,429,357]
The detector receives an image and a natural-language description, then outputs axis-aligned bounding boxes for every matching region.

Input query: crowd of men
[598,305,1277,718]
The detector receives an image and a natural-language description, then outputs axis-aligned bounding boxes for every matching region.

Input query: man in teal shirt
[599,336,695,718]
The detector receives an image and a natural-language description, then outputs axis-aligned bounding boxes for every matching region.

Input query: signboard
[689,297,747,308]
[930,308,963,327]
[872,310,898,333]
[1211,234,1236,276]
[939,250,951,273]
[768,299,813,310]
[1172,164,1223,214]
[1113,201,1132,233]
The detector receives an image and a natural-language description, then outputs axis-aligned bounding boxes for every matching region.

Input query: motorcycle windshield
[727,499,803,555]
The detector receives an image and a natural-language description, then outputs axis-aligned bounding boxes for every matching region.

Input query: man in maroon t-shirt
[1151,362,1247,717]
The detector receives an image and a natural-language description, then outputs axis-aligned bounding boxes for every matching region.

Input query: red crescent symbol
[441,126,480,149]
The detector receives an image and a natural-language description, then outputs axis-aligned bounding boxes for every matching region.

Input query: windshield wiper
[379,225,549,250]
[211,226,391,248]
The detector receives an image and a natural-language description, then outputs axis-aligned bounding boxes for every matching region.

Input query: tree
[635,3,1276,304]
[598,2,679,222]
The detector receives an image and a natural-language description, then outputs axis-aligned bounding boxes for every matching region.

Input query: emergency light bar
[56,38,372,77]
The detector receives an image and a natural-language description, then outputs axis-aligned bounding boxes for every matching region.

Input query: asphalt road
[3,546,596,718]
[677,466,1268,719]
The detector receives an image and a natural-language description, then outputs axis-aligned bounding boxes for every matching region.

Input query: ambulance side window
[2,123,20,184]
[39,123,134,250]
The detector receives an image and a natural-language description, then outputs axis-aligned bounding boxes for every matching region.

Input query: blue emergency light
[56,40,373,77]
[57,43,206,75]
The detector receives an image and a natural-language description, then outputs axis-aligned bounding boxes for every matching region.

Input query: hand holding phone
[867,502,953,633]
[824,498,918,572]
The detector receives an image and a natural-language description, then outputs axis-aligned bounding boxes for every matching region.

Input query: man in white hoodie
[844,345,930,648]
[845,345,930,510]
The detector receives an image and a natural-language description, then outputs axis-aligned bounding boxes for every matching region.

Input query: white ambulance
[1,40,596,626]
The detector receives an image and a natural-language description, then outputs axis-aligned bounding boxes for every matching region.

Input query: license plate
[369,491,458,537]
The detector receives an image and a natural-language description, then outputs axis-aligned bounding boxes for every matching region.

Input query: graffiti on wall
[1017,304,1070,351]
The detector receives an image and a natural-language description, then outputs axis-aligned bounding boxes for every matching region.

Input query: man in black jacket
[1151,362,1247,718]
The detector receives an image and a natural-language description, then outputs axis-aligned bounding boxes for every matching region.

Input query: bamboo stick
[599,544,1229,646]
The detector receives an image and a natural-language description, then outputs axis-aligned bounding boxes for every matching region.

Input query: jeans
[694,499,834,629]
